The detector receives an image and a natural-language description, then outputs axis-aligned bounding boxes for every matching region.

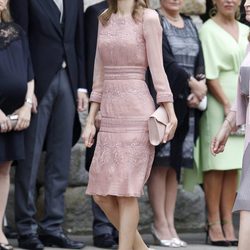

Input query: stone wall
[6,0,207,235]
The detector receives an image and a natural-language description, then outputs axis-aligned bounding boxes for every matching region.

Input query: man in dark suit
[10,1,88,249]
[85,1,118,249]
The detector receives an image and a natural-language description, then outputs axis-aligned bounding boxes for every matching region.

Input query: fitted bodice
[90,9,173,106]
[98,14,147,68]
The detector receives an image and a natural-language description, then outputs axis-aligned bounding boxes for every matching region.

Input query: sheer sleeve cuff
[90,91,102,103]
[157,93,173,104]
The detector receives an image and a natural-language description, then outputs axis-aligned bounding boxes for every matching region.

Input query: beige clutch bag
[148,106,169,146]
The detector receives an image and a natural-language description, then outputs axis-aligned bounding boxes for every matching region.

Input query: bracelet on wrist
[25,98,33,106]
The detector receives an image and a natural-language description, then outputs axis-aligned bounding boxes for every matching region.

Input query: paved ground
[10,233,237,250]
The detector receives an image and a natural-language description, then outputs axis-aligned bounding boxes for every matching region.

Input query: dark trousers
[15,69,75,235]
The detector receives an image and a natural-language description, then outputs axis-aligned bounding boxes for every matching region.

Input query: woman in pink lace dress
[83,0,177,249]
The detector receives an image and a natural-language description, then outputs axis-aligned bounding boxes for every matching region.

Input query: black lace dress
[0,22,33,162]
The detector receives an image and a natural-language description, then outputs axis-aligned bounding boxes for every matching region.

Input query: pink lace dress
[86,9,173,197]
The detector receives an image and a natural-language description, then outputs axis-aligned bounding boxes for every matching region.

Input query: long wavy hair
[0,1,12,22]
[99,0,148,25]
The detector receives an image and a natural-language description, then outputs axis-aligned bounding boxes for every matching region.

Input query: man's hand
[77,91,89,112]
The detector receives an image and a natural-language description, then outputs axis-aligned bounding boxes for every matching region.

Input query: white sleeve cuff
[77,88,88,93]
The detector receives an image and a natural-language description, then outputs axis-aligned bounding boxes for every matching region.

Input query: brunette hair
[0,1,12,22]
[99,0,148,25]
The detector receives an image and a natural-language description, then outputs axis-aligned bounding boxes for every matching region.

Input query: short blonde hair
[99,0,148,25]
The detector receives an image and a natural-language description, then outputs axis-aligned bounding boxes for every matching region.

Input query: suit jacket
[84,1,107,170]
[10,0,86,102]
[85,1,108,93]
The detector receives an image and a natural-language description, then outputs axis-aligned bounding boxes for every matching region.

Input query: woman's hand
[82,122,96,148]
[162,102,178,143]
[211,122,231,155]
[188,76,207,101]
[0,109,12,133]
[13,103,32,131]
[187,93,200,108]
[162,116,178,143]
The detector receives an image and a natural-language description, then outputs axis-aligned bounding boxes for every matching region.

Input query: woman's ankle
[208,222,226,241]
[152,221,172,239]
[168,226,178,238]
[222,220,237,240]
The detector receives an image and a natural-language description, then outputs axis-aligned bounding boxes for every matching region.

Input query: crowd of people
[0,0,250,250]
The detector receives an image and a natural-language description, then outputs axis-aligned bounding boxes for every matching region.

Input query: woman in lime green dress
[195,0,249,246]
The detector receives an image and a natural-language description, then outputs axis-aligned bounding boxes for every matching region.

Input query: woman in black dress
[0,0,35,249]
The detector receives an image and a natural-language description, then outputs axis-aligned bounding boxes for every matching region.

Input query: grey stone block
[175,185,206,231]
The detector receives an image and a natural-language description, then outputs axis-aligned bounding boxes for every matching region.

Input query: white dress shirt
[53,0,63,23]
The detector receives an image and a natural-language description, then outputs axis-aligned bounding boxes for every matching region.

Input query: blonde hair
[0,2,12,22]
[99,0,148,25]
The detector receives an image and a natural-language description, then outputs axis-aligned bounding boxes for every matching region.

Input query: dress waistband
[100,117,148,133]
[104,66,146,81]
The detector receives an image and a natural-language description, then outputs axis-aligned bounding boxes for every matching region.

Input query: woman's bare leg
[0,161,11,244]
[117,197,141,250]
[238,211,250,250]
[148,166,172,239]
[164,168,178,238]
[204,170,225,241]
[94,195,147,250]
[220,170,238,241]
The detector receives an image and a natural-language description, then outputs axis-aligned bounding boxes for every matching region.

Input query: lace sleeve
[90,22,104,104]
[0,22,21,50]
[143,9,173,104]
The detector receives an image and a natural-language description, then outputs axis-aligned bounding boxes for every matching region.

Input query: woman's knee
[93,195,112,207]
[117,196,137,206]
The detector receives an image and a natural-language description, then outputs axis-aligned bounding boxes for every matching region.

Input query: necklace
[166,15,181,22]
[160,8,181,22]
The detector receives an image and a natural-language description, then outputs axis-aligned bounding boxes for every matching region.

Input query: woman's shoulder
[199,19,214,32]
[199,19,218,38]
[143,8,160,22]
[182,15,197,29]
[238,21,249,34]
[8,22,27,38]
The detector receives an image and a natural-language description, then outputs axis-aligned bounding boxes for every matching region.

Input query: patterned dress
[154,16,200,172]
[86,9,173,197]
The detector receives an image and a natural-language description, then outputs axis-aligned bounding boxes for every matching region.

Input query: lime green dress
[184,19,249,190]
